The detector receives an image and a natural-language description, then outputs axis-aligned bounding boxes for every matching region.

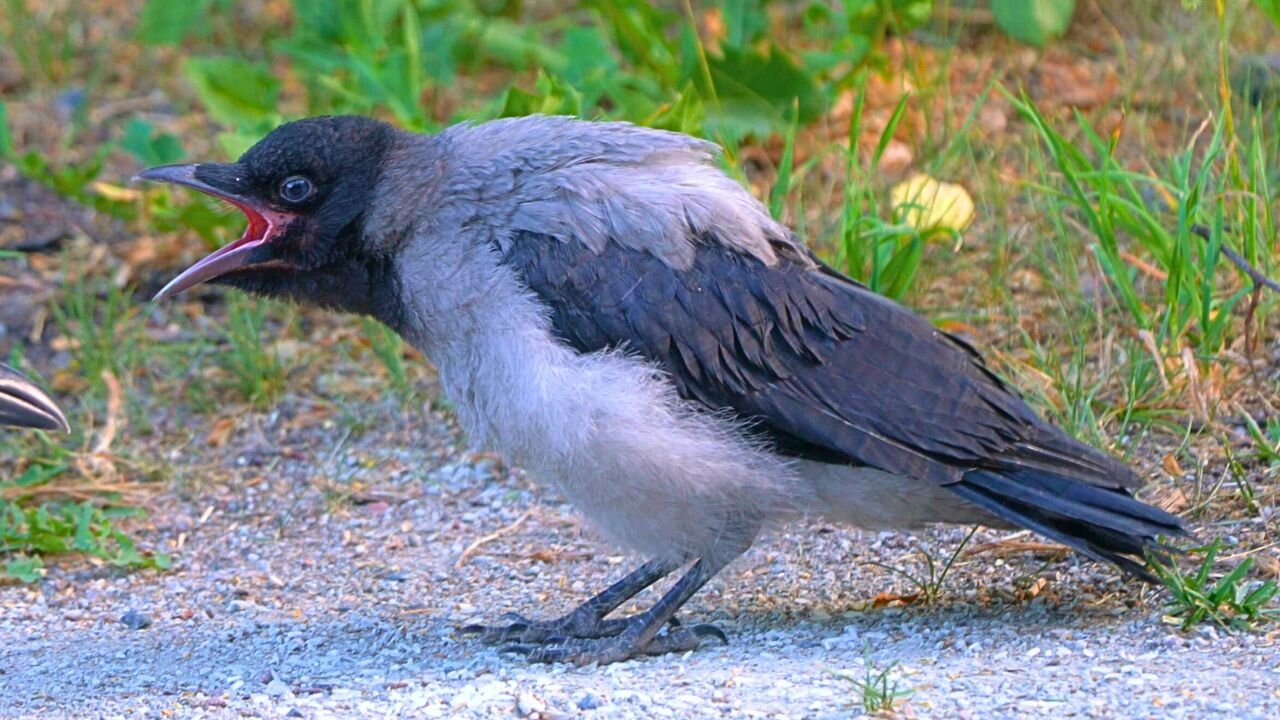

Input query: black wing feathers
[502,231,1132,487]
[500,230,1186,576]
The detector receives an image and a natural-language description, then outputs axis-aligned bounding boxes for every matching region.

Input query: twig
[92,370,122,456]
[1218,540,1280,565]
[454,508,534,569]
[1184,222,1278,391]
[75,370,124,482]
[1244,284,1263,389]
[1188,223,1280,293]
[1120,249,1168,281]
[1,480,147,504]
[1137,329,1171,391]
[966,540,1070,559]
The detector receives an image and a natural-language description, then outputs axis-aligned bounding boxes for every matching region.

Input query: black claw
[456,612,541,643]
[690,623,728,645]
[527,644,575,664]
[460,611,723,665]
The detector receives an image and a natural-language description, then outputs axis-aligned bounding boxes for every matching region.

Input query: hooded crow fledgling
[0,363,68,432]
[140,115,1185,665]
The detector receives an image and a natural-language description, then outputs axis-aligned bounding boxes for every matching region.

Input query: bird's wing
[500,230,1138,489]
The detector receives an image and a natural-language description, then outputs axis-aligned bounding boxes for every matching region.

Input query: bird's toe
[504,623,728,666]
[458,611,649,645]
[456,613,541,643]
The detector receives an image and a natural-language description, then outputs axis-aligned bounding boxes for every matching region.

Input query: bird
[0,363,68,432]
[139,115,1186,665]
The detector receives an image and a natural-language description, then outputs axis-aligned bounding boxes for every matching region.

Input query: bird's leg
[503,556,729,665]
[459,557,678,644]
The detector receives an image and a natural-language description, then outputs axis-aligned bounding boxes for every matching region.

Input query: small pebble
[119,610,151,630]
[517,693,546,716]
[265,679,292,698]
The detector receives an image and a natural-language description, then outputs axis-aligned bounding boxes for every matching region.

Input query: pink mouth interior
[152,190,295,301]
[222,195,272,250]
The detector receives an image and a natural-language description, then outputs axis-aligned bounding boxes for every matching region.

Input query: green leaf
[217,131,263,160]
[992,0,1075,47]
[122,118,185,166]
[0,101,11,159]
[694,44,827,141]
[5,556,43,583]
[721,0,770,48]
[647,82,706,136]
[291,0,344,44]
[770,102,800,219]
[1254,0,1280,27]
[881,235,924,300]
[846,0,934,36]
[136,0,213,45]
[557,26,617,87]
[498,72,583,118]
[419,20,460,84]
[585,0,680,82]
[182,57,281,129]
[704,44,827,127]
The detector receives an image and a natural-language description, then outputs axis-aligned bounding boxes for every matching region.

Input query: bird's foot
[503,622,727,665]
[458,610,635,644]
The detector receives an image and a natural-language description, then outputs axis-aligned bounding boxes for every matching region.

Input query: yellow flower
[890,174,975,235]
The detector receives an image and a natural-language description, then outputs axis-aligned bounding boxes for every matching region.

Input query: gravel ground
[2,401,1278,719]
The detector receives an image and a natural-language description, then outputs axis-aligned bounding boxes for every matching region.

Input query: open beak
[0,364,69,432]
[136,164,295,301]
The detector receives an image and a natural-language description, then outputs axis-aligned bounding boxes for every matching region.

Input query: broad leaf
[122,119,185,166]
[183,57,281,129]
[1254,0,1280,27]
[700,44,826,139]
[992,0,1076,47]
[136,0,214,45]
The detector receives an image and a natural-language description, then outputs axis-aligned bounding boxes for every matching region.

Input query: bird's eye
[279,176,314,204]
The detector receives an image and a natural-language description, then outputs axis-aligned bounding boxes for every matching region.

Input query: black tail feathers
[949,469,1188,581]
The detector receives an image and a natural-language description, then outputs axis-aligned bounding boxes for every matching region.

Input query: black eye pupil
[281,177,312,203]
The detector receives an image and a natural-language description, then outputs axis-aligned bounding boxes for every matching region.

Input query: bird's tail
[948,469,1187,581]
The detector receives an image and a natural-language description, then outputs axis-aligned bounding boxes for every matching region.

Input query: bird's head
[139,116,403,322]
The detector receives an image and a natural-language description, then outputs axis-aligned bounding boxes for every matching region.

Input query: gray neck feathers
[374,116,803,272]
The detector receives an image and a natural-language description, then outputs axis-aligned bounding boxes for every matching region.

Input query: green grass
[833,643,915,715]
[0,433,170,583]
[1,498,171,582]
[860,525,980,605]
[1150,540,1279,631]
[220,295,289,409]
[361,317,417,406]
[50,274,144,400]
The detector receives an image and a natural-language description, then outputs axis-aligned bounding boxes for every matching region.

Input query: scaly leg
[504,556,730,665]
[458,557,678,644]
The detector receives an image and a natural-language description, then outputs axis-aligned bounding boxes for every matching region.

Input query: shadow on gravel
[0,612,442,714]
